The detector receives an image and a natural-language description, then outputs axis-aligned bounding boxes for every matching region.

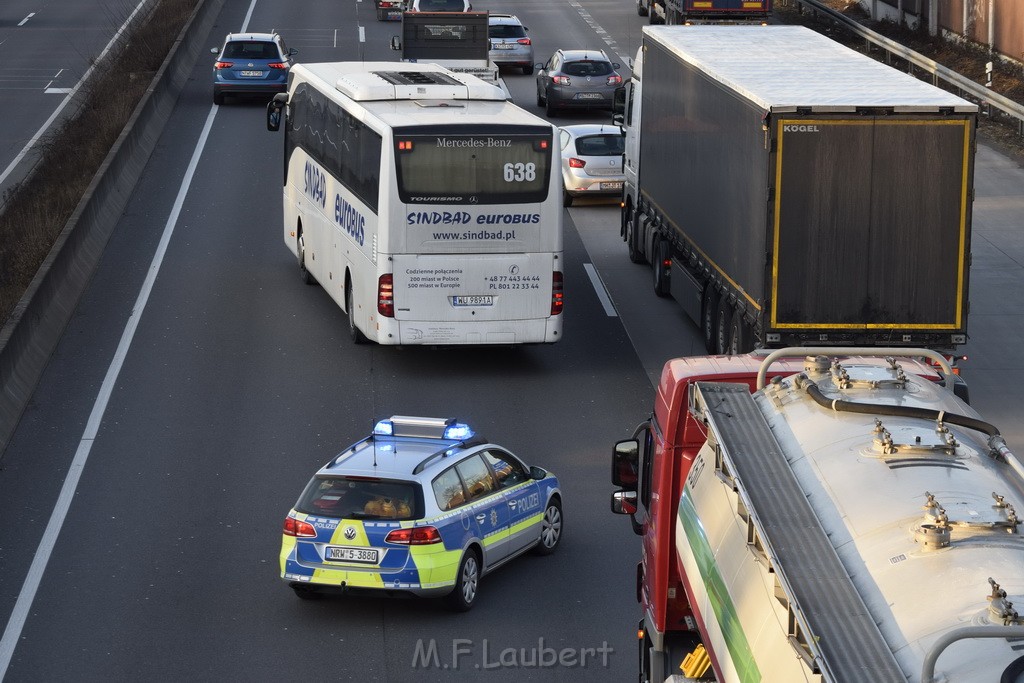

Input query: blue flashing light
[373,420,394,436]
[443,423,474,441]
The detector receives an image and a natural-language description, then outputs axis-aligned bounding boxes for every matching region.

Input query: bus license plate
[324,546,380,564]
[452,295,494,307]
[239,70,264,77]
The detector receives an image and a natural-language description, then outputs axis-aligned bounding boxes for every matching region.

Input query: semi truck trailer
[617,26,977,354]
[639,0,772,26]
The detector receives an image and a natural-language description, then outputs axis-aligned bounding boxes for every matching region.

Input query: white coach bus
[266,62,563,345]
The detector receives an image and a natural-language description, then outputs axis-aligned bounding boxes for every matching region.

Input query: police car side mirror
[529,466,547,480]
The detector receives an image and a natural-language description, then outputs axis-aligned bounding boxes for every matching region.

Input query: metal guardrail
[791,0,1024,136]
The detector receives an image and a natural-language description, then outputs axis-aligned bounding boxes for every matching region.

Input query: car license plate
[239,70,264,77]
[576,93,602,100]
[324,546,380,564]
[601,181,623,190]
[494,44,516,49]
[452,295,494,307]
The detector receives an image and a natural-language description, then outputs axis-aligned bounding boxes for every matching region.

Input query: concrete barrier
[0,0,226,457]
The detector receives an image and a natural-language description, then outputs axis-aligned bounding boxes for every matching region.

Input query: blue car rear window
[223,41,280,60]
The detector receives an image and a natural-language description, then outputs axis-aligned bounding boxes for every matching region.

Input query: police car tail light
[551,271,564,316]
[283,517,317,538]
[378,274,395,317]
[385,526,442,545]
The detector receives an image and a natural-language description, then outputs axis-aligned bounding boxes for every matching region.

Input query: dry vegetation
[775,0,1024,161]
[0,0,198,325]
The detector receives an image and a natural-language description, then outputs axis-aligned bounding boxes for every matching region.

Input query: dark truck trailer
[619,25,976,354]
[641,0,772,26]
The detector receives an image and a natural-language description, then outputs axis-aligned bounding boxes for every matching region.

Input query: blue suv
[211,32,297,105]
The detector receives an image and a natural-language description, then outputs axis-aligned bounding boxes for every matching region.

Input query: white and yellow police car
[280,416,562,610]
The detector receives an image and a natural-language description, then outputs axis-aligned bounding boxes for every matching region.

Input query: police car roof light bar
[374,415,467,440]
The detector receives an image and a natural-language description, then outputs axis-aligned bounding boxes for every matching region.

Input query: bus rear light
[568,158,586,168]
[214,61,233,69]
[398,140,413,151]
[551,271,564,315]
[283,517,317,538]
[378,274,395,317]
[385,526,442,544]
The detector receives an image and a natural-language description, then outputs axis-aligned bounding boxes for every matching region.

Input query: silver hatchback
[488,14,534,75]
[558,124,625,206]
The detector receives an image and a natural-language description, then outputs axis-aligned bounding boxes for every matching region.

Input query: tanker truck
[616,26,977,355]
[610,348,1024,682]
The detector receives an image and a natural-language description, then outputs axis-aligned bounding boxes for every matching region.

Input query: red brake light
[517,38,531,45]
[568,157,586,169]
[607,74,622,86]
[268,62,287,70]
[385,526,442,545]
[283,517,317,538]
[378,274,395,317]
[214,61,233,69]
[552,75,571,86]
[398,140,413,151]
[551,271,563,316]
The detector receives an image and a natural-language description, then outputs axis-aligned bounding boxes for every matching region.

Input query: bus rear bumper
[376,318,561,345]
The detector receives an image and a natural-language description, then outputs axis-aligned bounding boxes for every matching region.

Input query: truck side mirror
[391,36,402,51]
[612,86,626,116]
[612,439,639,488]
[267,93,287,132]
[611,490,637,515]
[612,113,624,126]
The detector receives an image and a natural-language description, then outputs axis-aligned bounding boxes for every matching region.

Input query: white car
[558,124,625,207]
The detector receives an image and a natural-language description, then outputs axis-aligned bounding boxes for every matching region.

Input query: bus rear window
[395,132,551,205]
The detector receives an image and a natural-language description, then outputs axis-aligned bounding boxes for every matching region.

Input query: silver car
[488,14,534,75]
[536,49,622,118]
[558,124,625,206]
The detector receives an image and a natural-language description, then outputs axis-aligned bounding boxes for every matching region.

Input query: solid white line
[359,26,366,43]
[44,88,73,94]
[584,263,617,317]
[0,1,150,188]
[0,0,262,667]
[18,13,35,26]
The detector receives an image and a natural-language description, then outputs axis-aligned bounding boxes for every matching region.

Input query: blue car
[211,32,297,105]
[280,416,563,610]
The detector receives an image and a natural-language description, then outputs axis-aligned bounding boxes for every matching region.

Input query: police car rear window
[296,477,422,520]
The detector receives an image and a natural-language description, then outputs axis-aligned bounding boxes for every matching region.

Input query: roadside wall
[0,0,225,457]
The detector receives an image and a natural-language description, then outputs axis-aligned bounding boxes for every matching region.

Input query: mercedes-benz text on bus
[267,62,563,345]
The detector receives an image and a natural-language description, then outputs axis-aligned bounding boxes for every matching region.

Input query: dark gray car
[535,49,622,118]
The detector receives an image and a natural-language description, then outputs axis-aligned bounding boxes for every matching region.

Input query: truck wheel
[652,238,670,297]
[701,284,719,354]
[728,313,755,354]
[637,0,648,16]
[627,214,646,264]
[346,284,368,345]
[715,296,733,355]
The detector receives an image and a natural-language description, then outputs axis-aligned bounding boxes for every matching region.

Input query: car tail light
[268,62,287,70]
[214,61,233,69]
[607,74,623,86]
[551,271,564,315]
[552,75,571,86]
[385,526,442,545]
[517,38,531,45]
[568,157,586,169]
[378,274,394,317]
[283,517,317,538]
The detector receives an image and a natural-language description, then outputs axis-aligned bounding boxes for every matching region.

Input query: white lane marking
[565,0,631,66]
[44,88,73,94]
[584,263,617,317]
[359,26,366,43]
[0,0,260,673]
[18,13,35,26]
[334,28,338,48]
[0,1,150,188]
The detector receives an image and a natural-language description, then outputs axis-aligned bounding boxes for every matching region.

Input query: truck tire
[728,312,755,355]
[715,296,733,355]
[701,284,719,354]
[637,0,648,16]
[652,237,670,297]
[627,214,646,264]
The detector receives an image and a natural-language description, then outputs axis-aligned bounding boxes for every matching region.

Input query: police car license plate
[324,546,380,564]
[240,70,263,77]
[452,295,494,307]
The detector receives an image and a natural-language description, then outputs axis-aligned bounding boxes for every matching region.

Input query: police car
[280,416,563,611]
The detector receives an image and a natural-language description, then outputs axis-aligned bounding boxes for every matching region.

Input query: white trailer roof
[644,25,977,113]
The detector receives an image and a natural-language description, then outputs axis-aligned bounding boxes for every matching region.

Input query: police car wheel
[446,549,481,612]
[533,497,562,556]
